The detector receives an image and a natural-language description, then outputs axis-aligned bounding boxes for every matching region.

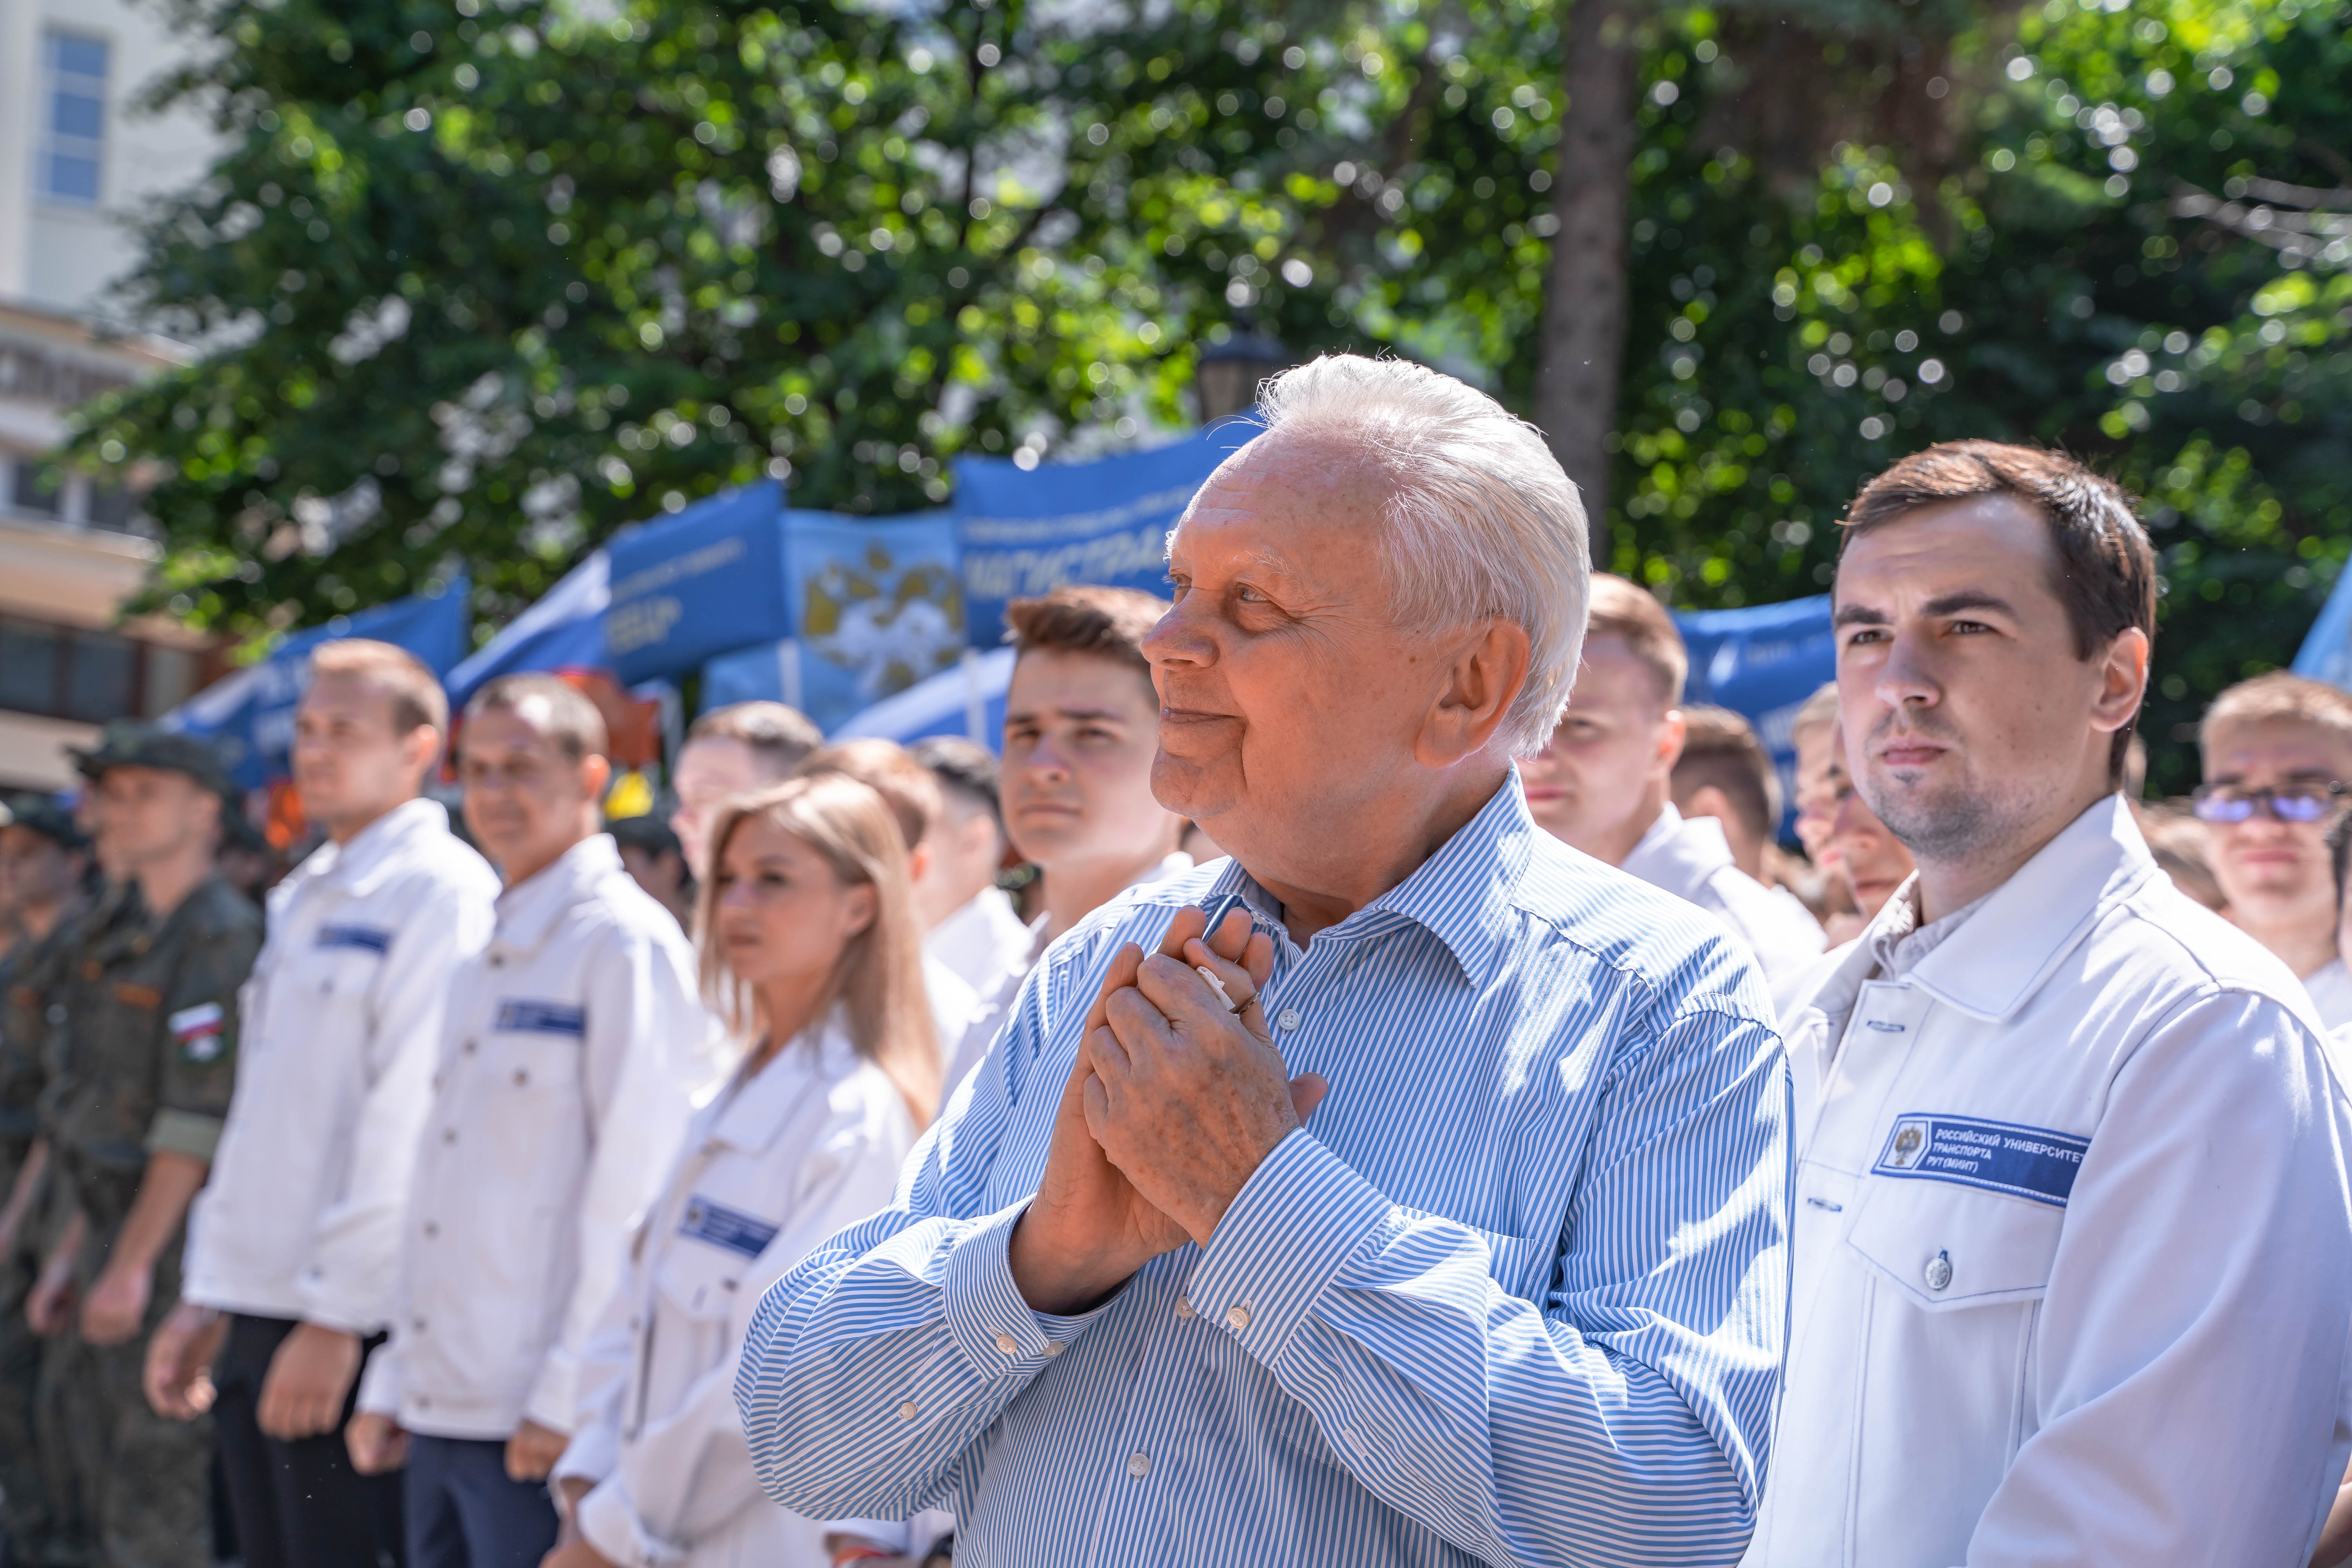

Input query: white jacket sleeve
[523,922,710,1433]
[554,1215,657,1492]
[298,875,495,1334]
[574,1104,913,1568]
[1967,989,2352,1566]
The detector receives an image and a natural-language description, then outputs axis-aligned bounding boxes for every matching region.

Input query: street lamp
[1193,325,1292,424]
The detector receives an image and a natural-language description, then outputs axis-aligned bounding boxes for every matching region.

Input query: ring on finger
[1195,965,1251,1014]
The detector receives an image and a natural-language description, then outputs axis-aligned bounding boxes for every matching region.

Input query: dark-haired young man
[348,676,712,1568]
[1747,442,2352,1566]
[144,640,500,1568]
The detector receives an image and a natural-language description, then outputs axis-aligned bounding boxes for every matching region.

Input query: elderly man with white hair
[733,356,1790,1567]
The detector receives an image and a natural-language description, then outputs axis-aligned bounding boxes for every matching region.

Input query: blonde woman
[543,775,938,1568]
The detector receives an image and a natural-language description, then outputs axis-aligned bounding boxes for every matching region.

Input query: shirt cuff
[1181,1129,1391,1365]
[144,1110,223,1163]
[553,1420,621,1490]
[355,1348,401,1418]
[523,1348,581,1435]
[296,1263,388,1338]
[577,1476,681,1568]
[940,1200,1116,1379]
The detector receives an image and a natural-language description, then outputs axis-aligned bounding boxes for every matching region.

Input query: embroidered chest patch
[1873,1113,2089,1207]
[316,924,393,955]
[679,1197,779,1259]
[493,1000,586,1036]
[169,1002,228,1063]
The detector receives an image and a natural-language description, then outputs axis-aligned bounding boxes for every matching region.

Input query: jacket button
[441,1128,457,1144]
[422,1221,439,1238]
[513,1069,529,1086]
[462,1039,478,1056]
[1924,1250,1953,1291]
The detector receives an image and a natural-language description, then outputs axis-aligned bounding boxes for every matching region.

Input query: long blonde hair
[696,774,940,1125]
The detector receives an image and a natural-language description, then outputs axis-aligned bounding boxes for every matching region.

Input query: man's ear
[1655,707,1688,777]
[2092,627,2152,737]
[580,753,613,806]
[1416,619,1533,768]
[401,726,443,789]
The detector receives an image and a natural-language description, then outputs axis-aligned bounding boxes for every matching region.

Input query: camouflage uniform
[37,873,258,1568]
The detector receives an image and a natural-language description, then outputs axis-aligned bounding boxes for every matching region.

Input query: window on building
[9,460,62,518]
[39,33,109,207]
[0,615,173,724]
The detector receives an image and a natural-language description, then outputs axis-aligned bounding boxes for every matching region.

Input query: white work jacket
[359,833,718,1439]
[923,886,1033,1000]
[1744,795,2352,1567]
[184,799,498,1332]
[554,1018,915,1568]
[1621,804,1824,989]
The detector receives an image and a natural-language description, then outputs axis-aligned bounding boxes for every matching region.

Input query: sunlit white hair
[1252,354,1590,756]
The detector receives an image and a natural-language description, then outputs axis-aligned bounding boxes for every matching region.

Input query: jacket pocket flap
[1847,1179,2062,1311]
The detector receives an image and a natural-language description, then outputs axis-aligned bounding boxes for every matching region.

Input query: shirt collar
[1217,770,1534,989]
[1618,801,1734,887]
[493,832,623,957]
[323,798,452,894]
[710,1012,859,1153]
[1900,793,2159,1022]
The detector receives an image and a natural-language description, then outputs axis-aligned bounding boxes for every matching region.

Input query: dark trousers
[403,1437,555,1568]
[211,1315,405,1568]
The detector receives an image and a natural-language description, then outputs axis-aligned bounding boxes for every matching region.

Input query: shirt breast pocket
[1847,1177,2063,1312]
[659,1198,778,1319]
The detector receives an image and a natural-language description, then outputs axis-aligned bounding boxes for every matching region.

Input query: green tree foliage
[67,0,2352,796]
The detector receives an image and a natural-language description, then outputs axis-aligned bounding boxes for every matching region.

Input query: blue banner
[163,579,472,789]
[952,421,1258,647]
[2295,568,2352,691]
[445,550,611,708]
[833,646,1015,750]
[697,509,967,733]
[603,482,788,685]
[1673,594,1835,836]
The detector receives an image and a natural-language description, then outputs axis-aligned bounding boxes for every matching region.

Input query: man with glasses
[2196,673,2352,1026]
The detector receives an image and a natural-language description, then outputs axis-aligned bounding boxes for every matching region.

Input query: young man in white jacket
[347,675,714,1568]
[1744,441,2352,1566]
[144,641,499,1568]
[1519,574,1824,987]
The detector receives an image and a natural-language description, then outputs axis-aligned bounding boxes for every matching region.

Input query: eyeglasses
[2189,781,2348,825]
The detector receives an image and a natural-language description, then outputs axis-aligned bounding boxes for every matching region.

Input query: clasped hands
[1008,905,1327,1316]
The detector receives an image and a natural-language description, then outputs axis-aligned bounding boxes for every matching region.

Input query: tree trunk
[1538,0,1639,570]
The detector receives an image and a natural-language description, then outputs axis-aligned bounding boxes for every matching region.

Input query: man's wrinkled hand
[143,1301,225,1420]
[258,1322,362,1440]
[1007,906,1259,1315]
[1085,908,1327,1247]
[506,1418,569,1482]
[79,1261,151,1346]
[346,1411,408,1475]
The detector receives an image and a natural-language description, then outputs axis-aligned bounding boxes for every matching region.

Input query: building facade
[0,0,221,789]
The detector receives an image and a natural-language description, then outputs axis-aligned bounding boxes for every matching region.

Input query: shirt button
[1173,1296,1195,1320]
[898,1401,919,1421]
[462,1038,478,1056]
[489,954,505,968]
[1042,1341,1062,1357]
[1924,1250,1954,1291]
[993,1331,1018,1356]
[1126,1452,1150,1479]
[422,1221,439,1238]
[411,1316,427,1332]
[1277,1008,1301,1032]
[1225,1303,1251,1331]
[512,1069,529,1086]
[441,1128,457,1144]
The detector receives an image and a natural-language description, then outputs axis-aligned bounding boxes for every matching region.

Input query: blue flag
[603,482,789,685]
[1674,593,1835,836]
[445,551,610,708]
[952,422,1258,647]
[163,579,472,789]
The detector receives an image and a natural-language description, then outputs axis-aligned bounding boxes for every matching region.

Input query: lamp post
[1193,325,1292,424]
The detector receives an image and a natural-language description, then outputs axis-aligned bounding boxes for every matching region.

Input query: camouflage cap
[0,794,89,852]
[70,725,238,799]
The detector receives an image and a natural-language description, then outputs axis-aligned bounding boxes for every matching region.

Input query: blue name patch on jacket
[494,1000,588,1036]
[316,924,393,954]
[1873,1114,2089,1207]
[679,1197,779,1259]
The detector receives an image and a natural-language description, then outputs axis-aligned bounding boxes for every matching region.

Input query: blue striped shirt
[736,777,1790,1567]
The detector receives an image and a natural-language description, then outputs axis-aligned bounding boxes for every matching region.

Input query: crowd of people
[0,352,2348,1568]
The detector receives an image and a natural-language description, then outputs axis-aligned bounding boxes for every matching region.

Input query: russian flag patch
[169,1002,228,1063]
